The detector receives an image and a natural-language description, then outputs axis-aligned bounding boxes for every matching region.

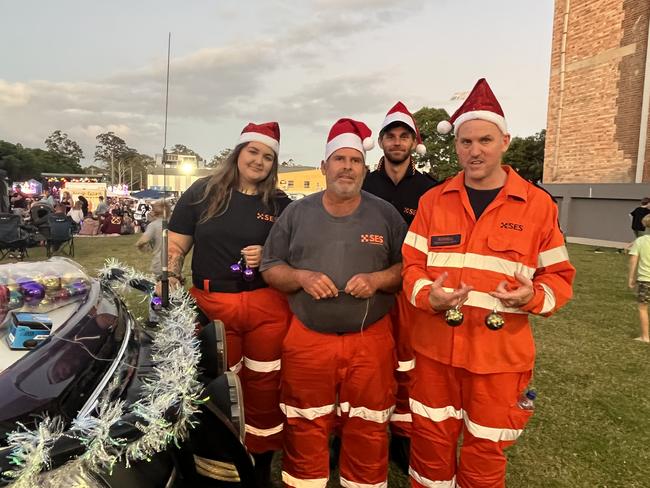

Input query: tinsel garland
[3,259,203,485]
[2,418,64,488]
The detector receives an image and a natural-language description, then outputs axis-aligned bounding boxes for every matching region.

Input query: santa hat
[238,121,280,154]
[381,101,427,155]
[325,118,374,160]
[437,78,508,136]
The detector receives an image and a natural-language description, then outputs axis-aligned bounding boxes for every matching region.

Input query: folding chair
[45,214,75,258]
[0,213,29,260]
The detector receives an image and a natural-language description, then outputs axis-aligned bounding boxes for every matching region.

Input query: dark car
[0,258,255,487]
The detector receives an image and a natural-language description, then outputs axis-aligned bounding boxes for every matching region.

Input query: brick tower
[544,0,650,184]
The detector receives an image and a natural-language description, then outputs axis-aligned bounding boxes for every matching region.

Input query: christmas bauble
[485,311,505,330]
[8,290,23,310]
[20,282,45,305]
[445,307,464,327]
[242,268,255,282]
[151,296,163,311]
[230,263,242,275]
[52,287,71,302]
[42,275,61,292]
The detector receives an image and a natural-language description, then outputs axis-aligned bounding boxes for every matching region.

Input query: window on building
[304,181,310,188]
[287,180,294,188]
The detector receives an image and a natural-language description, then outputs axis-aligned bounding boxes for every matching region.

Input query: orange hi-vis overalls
[389,291,431,437]
[191,286,291,454]
[280,315,396,488]
[402,167,575,488]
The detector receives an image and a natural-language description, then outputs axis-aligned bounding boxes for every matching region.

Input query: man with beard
[261,118,407,488]
[362,101,437,473]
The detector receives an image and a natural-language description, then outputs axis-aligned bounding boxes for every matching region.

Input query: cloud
[0,0,427,164]
[0,80,32,107]
[245,72,390,127]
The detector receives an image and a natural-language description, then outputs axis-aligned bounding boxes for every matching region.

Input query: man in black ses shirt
[362,101,437,474]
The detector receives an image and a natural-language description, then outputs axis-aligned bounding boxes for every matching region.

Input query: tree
[503,129,546,182]
[169,144,203,164]
[207,148,232,168]
[44,130,84,163]
[412,107,459,181]
[95,132,132,185]
[0,140,83,181]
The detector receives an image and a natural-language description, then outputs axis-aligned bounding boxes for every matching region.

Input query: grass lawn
[11,237,650,487]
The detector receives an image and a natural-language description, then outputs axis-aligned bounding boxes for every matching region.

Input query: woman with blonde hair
[165,122,291,485]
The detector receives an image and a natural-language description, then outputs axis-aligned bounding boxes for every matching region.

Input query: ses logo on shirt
[256,212,276,222]
[361,233,384,245]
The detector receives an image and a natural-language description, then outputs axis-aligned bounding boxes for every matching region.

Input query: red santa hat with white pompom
[325,118,375,160]
[239,121,281,154]
[381,101,427,155]
[437,78,508,136]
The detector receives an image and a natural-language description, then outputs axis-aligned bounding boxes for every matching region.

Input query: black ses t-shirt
[362,159,437,225]
[169,177,292,292]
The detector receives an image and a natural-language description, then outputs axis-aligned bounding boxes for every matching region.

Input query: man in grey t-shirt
[261,118,406,488]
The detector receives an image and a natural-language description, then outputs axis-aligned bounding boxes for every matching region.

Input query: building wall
[544,0,650,183]
[146,167,326,195]
[543,182,650,246]
[278,168,326,196]
[147,174,202,193]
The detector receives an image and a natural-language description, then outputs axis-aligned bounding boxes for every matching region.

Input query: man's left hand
[489,272,535,308]
[345,273,377,299]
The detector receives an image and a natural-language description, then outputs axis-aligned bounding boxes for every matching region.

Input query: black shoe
[389,434,410,475]
[252,451,275,487]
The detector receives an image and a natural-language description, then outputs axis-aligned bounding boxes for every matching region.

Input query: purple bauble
[242,267,255,282]
[151,296,163,311]
[68,280,90,297]
[21,282,45,305]
[230,263,242,275]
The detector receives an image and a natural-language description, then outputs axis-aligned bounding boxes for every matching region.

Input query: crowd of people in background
[8,184,167,237]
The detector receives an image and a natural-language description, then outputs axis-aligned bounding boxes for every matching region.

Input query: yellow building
[278,165,325,197]
[146,165,325,197]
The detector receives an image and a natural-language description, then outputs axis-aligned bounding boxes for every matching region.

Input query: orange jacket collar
[441,165,528,202]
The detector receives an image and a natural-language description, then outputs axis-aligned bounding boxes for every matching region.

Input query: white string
[335,289,371,336]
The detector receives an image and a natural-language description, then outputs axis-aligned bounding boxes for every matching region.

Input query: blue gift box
[6,312,52,350]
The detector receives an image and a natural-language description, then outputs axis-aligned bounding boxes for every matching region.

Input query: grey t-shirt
[261,191,407,333]
[143,218,163,276]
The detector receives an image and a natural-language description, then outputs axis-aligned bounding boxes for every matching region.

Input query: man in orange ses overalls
[402,78,575,488]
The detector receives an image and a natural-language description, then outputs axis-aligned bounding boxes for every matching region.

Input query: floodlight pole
[161,32,171,308]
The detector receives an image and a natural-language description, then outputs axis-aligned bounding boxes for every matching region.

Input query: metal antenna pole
[161,32,171,307]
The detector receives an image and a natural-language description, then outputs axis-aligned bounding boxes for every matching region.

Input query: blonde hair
[151,199,171,217]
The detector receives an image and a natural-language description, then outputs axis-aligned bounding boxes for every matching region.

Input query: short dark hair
[379,121,416,140]
[642,197,650,206]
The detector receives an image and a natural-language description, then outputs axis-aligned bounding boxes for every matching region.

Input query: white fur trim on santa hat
[239,132,280,154]
[363,137,374,151]
[437,120,453,135]
[326,133,368,160]
[416,143,426,155]
[452,110,508,136]
[381,112,416,133]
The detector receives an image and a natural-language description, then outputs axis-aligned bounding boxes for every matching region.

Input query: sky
[0,0,554,167]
